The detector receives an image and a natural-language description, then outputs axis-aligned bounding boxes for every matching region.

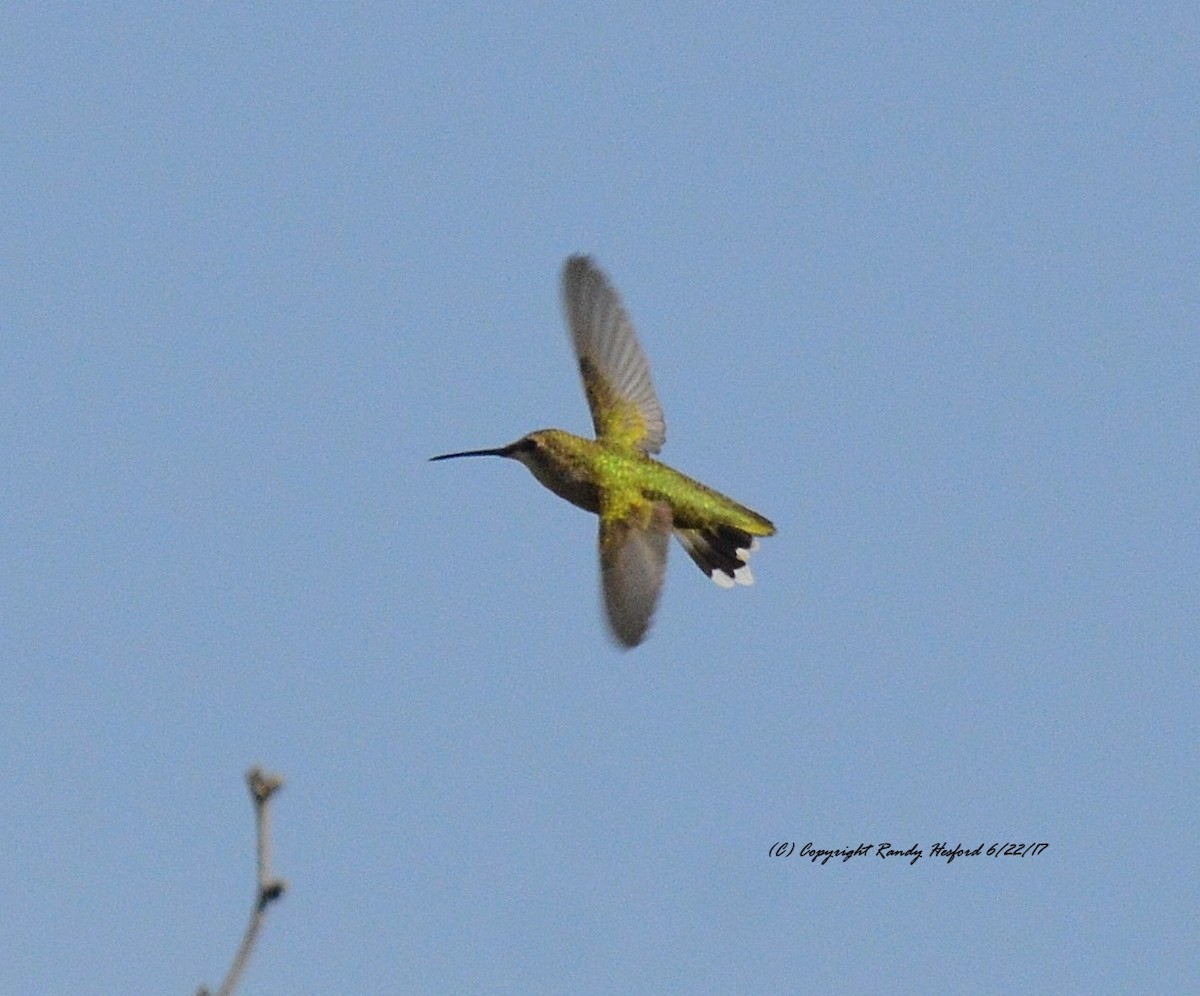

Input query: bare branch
[197,767,287,996]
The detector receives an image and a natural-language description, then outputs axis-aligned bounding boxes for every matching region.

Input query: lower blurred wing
[598,501,672,647]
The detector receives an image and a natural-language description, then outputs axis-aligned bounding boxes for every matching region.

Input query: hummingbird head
[431,430,599,511]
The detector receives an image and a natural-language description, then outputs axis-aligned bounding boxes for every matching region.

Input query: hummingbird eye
[504,436,538,458]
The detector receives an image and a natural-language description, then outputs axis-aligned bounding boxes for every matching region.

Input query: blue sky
[3,3,1195,992]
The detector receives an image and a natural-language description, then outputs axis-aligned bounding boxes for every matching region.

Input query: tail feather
[675,525,760,588]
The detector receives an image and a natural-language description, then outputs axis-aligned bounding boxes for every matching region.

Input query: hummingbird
[431,255,775,648]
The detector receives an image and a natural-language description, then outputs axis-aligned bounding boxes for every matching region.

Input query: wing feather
[598,501,671,647]
[562,256,666,453]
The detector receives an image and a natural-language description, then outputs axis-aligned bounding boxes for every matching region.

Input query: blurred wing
[562,255,666,453]
[598,500,672,647]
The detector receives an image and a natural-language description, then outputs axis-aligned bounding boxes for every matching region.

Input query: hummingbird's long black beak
[429,446,512,462]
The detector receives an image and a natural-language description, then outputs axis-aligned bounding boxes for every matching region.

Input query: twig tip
[246,766,285,803]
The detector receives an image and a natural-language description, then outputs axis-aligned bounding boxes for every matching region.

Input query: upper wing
[562,255,666,453]
[598,500,672,648]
